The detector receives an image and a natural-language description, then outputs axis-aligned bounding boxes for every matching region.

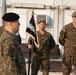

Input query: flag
[26,12,39,48]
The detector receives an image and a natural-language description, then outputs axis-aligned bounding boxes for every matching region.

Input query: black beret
[2,12,20,22]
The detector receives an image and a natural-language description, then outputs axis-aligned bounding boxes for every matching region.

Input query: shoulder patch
[10,45,15,49]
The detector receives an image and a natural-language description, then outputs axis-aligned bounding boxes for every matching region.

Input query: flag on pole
[26,12,39,47]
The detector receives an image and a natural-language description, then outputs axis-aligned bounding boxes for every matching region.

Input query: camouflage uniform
[59,22,76,75]
[0,26,21,44]
[28,31,55,75]
[0,30,26,75]
[0,26,4,37]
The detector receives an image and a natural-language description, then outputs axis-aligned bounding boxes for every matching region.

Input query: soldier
[0,12,26,75]
[59,11,76,75]
[27,19,55,75]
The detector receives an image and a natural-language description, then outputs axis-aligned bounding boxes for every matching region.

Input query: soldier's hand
[28,44,33,50]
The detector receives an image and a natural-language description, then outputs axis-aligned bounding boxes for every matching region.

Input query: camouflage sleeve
[0,26,4,37]
[2,37,18,74]
[3,37,16,59]
[59,27,66,46]
[50,34,55,50]
[27,37,38,52]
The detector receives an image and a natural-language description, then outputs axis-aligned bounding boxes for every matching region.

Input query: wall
[0,0,76,57]
[6,0,76,6]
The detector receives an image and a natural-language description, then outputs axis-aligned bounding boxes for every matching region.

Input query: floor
[25,58,74,75]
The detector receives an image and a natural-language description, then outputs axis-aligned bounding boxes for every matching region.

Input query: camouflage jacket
[0,26,21,44]
[0,26,4,37]
[28,30,55,59]
[0,30,26,75]
[59,22,76,55]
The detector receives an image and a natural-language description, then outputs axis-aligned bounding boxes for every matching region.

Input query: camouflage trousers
[31,56,50,75]
[62,55,76,75]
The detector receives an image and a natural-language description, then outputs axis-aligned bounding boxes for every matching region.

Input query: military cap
[37,19,46,24]
[2,12,20,22]
[72,11,76,17]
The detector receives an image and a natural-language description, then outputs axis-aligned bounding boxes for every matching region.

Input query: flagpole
[26,10,39,75]
[28,40,32,75]
[28,49,31,75]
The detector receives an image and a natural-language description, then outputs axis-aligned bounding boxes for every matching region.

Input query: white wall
[0,0,76,43]
[0,7,2,26]
[0,0,76,57]
[7,0,76,6]
[7,0,54,5]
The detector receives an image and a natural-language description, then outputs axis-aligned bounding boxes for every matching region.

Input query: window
[37,15,47,23]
